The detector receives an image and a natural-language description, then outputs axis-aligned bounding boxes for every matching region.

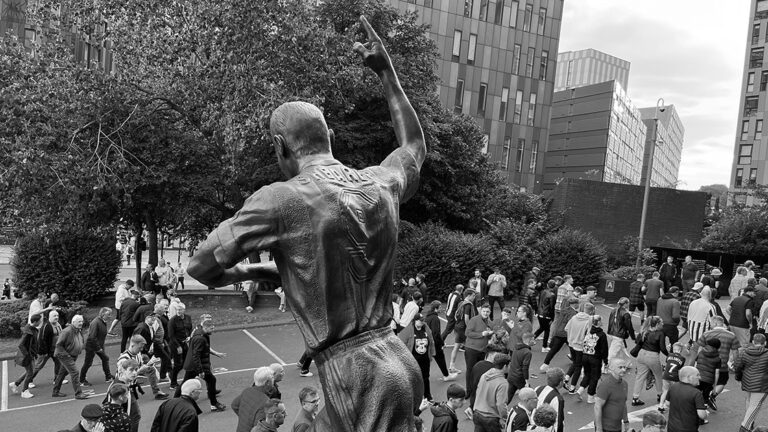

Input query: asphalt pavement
[0,301,766,431]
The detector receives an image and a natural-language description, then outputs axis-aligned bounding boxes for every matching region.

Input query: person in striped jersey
[534,367,565,432]
[505,387,537,432]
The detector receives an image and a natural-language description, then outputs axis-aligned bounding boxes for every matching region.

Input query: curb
[0,316,297,362]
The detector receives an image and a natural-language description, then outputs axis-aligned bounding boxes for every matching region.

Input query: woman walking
[423,301,458,382]
[607,297,635,362]
[631,316,667,406]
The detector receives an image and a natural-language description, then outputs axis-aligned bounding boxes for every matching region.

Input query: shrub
[536,228,607,287]
[396,222,513,302]
[12,230,121,302]
[607,236,658,269]
[486,219,541,298]
[0,300,91,338]
[608,265,658,281]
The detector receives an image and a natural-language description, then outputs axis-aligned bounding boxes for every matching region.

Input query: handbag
[629,333,644,358]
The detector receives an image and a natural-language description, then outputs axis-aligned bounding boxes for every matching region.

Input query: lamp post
[636,98,665,268]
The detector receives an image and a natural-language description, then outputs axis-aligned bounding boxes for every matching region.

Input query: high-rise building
[543,80,647,191]
[730,0,768,204]
[638,105,684,188]
[554,48,630,92]
[385,0,565,193]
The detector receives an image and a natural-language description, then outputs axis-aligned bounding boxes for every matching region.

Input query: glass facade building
[638,105,684,188]
[554,48,631,92]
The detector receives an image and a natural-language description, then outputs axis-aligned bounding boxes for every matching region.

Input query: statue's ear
[273,135,288,157]
[328,129,335,147]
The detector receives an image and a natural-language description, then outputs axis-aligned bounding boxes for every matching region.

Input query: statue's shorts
[309,326,422,432]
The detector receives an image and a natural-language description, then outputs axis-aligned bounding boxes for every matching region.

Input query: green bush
[0,300,91,338]
[608,265,658,281]
[536,228,607,287]
[396,222,513,302]
[12,230,121,302]
[485,219,541,298]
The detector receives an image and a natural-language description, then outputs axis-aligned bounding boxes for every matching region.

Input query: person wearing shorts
[185,17,427,431]
[448,289,477,374]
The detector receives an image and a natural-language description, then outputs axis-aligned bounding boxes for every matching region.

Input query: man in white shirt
[400,291,423,328]
[155,259,172,298]
[28,292,52,324]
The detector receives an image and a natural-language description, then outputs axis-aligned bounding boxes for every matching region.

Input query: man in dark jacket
[232,367,274,432]
[505,387,538,432]
[657,287,681,347]
[52,314,88,399]
[28,309,63,387]
[133,315,156,356]
[80,307,113,386]
[735,333,768,432]
[659,256,677,290]
[429,384,466,432]
[252,399,286,432]
[119,289,141,352]
[506,332,533,404]
[132,293,156,324]
[181,319,226,412]
[540,297,579,372]
[141,263,157,294]
[11,313,42,398]
[168,304,193,389]
[292,386,320,432]
[151,378,203,432]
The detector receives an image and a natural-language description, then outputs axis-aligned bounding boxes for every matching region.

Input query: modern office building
[638,105,684,188]
[543,80,647,191]
[554,48,631,92]
[385,0,565,193]
[730,0,768,204]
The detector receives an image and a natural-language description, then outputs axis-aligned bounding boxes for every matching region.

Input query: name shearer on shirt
[307,166,375,185]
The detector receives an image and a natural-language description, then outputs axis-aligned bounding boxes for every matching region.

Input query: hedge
[536,228,608,287]
[0,300,89,338]
[609,265,658,281]
[12,230,121,302]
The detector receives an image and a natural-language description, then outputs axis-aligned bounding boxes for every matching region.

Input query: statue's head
[270,101,334,178]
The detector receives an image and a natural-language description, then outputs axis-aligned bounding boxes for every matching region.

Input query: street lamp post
[636,98,665,268]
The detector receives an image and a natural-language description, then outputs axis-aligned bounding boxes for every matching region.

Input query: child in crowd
[658,342,686,413]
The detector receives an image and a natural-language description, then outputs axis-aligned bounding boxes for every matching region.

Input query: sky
[559,0,751,191]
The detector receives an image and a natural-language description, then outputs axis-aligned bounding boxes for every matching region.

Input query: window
[758,0,768,20]
[454,79,464,111]
[762,71,768,91]
[478,83,488,115]
[740,144,753,165]
[754,23,761,45]
[468,34,477,64]
[494,0,505,25]
[526,47,535,77]
[566,60,574,87]
[513,44,522,74]
[745,96,760,116]
[502,137,511,169]
[464,0,474,17]
[749,72,756,92]
[514,90,523,123]
[509,1,519,27]
[539,50,548,80]
[529,140,539,172]
[527,92,537,125]
[736,168,744,187]
[742,120,751,141]
[479,0,489,21]
[750,168,759,186]
[751,48,764,68]
[481,134,489,154]
[523,4,533,31]
[499,87,509,121]
[452,30,462,58]
[516,139,525,172]
[537,7,546,35]
[757,119,763,140]
[424,0,433,7]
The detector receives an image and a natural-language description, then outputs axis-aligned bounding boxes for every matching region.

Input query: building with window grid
[385,0,564,193]
[731,0,768,204]
[638,105,684,188]
[554,48,630,92]
[543,80,647,191]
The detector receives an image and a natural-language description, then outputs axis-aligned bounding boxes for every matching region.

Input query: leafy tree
[700,205,768,256]
[536,228,607,287]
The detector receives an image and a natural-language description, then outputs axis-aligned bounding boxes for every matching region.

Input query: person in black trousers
[178,319,227,412]
[167,304,192,389]
[119,290,141,352]
[574,316,608,403]
[424,301,459,382]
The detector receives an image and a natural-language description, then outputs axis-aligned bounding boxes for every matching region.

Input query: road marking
[242,329,288,366]
[600,304,615,310]
[439,316,447,323]
[577,389,730,430]
[0,365,267,413]
[1,360,7,411]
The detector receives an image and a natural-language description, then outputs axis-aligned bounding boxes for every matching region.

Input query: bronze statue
[188,16,427,431]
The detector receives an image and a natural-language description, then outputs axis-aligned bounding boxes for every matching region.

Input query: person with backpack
[575,315,609,403]
[607,297,635,363]
[448,289,477,374]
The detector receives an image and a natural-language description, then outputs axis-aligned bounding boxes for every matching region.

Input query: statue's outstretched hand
[352,15,393,75]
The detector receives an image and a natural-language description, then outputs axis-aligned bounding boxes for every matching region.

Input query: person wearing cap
[729,285,757,347]
[119,289,142,352]
[109,279,135,336]
[399,312,436,401]
[151,378,203,432]
[70,404,103,432]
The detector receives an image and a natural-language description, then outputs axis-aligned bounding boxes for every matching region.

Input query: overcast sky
[559,0,750,190]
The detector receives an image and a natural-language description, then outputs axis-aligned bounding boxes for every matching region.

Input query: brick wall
[548,179,708,252]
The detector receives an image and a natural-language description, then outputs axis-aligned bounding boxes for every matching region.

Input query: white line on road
[242,329,289,366]
[1,360,8,411]
[600,304,615,310]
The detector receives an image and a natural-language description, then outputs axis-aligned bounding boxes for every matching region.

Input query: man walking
[667,366,708,432]
[168,304,193,389]
[505,387,537,432]
[472,354,511,432]
[659,256,677,290]
[465,303,494,391]
[52,314,90,399]
[109,280,133,336]
[10,313,42,398]
[729,286,756,347]
[594,358,629,432]
[292,386,321,432]
[441,284,464,341]
[252,399,287,432]
[151,378,203,432]
[734,333,768,432]
[116,335,168,400]
[181,318,226,412]
[628,274,646,320]
[486,268,507,321]
[119,289,141,352]
[564,302,595,393]
[681,256,699,292]
[657,286,681,347]
[644,272,664,317]
[698,315,739,409]
[535,367,566,432]
[540,297,579,373]
[101,383,132,432]
[232,367,275,432]
[80,307,114,386]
